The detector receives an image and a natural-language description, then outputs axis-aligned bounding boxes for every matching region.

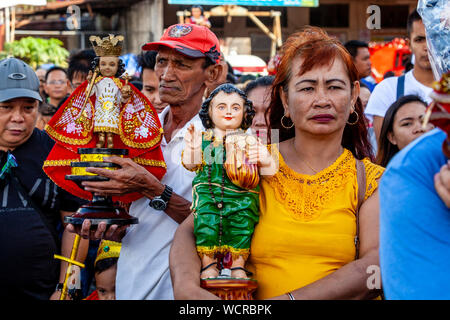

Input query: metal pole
[247,12,276,42]
[11,6,15,42]
[80,31,85,50]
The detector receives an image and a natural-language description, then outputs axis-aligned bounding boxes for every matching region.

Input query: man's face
[155,47,208,106]
[409,20,431,71]
[0,98,39,151]
[35,68,46,96]
[44,70,70,100]
[141,68,168,113]
[71,71,87,90]
[354,47,372,79]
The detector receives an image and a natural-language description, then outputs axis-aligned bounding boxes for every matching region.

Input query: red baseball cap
[142,24,221,64]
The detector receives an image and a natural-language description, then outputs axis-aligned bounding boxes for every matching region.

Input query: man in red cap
[67,24,224,299]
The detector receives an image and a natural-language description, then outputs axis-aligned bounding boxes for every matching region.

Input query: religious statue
[186,5,211,28]
[43,34,166,220]
[43,34,166,301]
[181,83,276,299]
[419,0,450,155]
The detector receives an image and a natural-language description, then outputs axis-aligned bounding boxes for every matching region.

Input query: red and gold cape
[43,77,166,203]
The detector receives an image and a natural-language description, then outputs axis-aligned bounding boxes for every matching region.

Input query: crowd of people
[0,5,448,301]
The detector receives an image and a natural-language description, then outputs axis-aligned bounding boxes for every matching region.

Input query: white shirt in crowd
[116,106,203,300]
[364,70,433,121]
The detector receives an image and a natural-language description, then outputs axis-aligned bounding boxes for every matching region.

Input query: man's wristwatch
[149,185,173,211]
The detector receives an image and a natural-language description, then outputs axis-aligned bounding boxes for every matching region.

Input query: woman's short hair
[376,94,428,167]
[244,76,274,95]
[267,26,373,160]
[199,83,255,131]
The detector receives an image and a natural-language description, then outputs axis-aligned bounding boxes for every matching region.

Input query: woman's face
[99,56,119,77]
[359,86,371,110]
[248,85,271,141]
[280,56,359,137]
[209,91,245,133]
[388,101,434,150]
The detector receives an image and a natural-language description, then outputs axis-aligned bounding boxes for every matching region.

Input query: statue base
[200,278,257,300]
[64,195,138,227]
[64,147,138,228]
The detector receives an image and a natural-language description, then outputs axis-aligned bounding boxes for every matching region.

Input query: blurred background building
[0,0,419,70]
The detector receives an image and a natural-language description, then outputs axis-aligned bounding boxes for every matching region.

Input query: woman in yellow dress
[169,26,384,300]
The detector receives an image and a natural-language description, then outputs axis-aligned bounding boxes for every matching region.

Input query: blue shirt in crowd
[379,128,450,299]
[360,77,376,92]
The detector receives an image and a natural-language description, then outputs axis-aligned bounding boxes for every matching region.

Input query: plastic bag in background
[417,0,450,80]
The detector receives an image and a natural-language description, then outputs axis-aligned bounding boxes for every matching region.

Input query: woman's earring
[281,114,294,129]
[347,110,359,125]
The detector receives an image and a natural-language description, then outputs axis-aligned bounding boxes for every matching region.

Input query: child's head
[94,240,121,300]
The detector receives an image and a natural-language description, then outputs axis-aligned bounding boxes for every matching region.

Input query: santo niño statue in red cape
[43,34,166,204]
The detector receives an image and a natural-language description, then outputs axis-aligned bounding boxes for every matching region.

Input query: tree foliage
[0,37,69,69]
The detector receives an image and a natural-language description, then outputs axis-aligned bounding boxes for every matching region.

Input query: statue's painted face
[209,91,245,132]
[99,56,119,77]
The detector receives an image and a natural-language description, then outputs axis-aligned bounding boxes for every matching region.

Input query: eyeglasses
[47,80,67,85]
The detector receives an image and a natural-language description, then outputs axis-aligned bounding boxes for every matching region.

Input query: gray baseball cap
[0,57,42,102]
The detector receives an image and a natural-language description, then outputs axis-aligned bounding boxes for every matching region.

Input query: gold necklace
[299,157,320,174]
[292,140,343,174]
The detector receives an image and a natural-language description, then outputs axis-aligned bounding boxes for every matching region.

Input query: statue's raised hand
[184,124,202,150]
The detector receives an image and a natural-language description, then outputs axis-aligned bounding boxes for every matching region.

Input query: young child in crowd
[84,240,121,300]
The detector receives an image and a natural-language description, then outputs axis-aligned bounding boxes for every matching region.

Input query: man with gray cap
[0,58,86,299]
[68,24,224,299]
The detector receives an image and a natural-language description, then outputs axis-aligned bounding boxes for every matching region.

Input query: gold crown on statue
[89,34,124,56]
[94,240,121,267]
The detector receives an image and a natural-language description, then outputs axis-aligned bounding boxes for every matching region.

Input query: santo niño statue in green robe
[181,84,277,279]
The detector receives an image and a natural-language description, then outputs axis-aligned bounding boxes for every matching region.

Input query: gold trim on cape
[45,124,93,145]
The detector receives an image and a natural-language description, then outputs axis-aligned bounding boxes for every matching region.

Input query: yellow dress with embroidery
[247,146,384,300]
